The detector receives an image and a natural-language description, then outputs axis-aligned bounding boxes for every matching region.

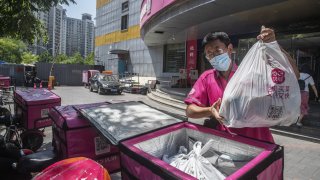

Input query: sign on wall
[186,40,197,80]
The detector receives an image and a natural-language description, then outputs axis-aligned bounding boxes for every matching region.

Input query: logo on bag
[268,86,290,99]
[271,69,285,84]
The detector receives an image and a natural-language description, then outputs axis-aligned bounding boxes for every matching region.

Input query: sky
[62,0,96,20]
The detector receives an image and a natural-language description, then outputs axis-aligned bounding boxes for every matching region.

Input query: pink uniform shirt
[185,64,274,143]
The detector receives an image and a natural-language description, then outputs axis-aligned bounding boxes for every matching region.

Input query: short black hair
[202,32,231,48]
[300,64,311,74]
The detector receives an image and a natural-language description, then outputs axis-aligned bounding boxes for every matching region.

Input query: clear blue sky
[62,0,96,20]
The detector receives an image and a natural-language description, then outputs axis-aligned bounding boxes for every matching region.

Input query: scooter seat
[17,150,57,173]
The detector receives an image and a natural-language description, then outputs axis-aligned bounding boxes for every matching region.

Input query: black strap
[303,75,311,81]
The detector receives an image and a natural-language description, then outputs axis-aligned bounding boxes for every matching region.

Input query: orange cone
[34,83,36,89]
[40,81,43,88]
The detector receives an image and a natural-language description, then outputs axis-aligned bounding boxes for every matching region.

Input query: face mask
[209,52,231,71]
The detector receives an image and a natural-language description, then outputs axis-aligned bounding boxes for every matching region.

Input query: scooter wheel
[21,130,44,152]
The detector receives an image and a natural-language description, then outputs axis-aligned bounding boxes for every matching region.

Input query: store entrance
[237,32,320,97]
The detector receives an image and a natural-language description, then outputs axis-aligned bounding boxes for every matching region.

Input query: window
[122,1,129,12]
[164,43,186,73]
[121,15,128,30]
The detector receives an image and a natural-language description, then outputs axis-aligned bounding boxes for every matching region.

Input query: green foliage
[69,52,84,64]
[0,0,76,44]
[22,52,39,64]
[84,52,95,65]
[0,37,27,63]
[54,52,85,64]
[55,54,68,64]
[39,51,53,62]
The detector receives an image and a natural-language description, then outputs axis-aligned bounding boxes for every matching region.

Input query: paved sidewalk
[273,134,320,180]
[273,101,320,141]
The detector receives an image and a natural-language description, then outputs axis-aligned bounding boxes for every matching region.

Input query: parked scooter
[0,95,56,179]
[25,71,41,87]
[0,133,57,179]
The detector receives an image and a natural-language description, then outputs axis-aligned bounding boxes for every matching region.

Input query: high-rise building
[47,5,64,57]
[65,17,83,56]
[31,11,49,55]
[60,9,67,54]
[82,13,95,57]
[65,13,94,57]
[32,5,94,58]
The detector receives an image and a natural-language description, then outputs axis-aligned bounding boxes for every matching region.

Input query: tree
[22,52,39,64]
[0,0,76,44]
[55,54,68,64]
[39,51,53,62]
[84,52,95,65]
[0,37,27,64]
[69,52,84,64]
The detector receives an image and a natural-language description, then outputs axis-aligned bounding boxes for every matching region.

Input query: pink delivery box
[14,88,61,129]
[49,101,124,173]
[120,122,284,180]
[0,76,10,88]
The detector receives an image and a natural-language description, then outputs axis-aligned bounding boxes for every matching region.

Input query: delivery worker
[185,27,300,143]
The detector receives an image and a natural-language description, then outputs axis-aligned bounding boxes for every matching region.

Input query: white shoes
[296,122,303,127]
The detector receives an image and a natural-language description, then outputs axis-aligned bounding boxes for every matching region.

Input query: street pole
[48,43,59,90]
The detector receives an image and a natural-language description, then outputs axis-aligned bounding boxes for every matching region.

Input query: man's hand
[210,98,224,124]
[257,26,276,43]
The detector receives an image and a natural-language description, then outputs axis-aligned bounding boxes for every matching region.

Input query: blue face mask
[209,52,231,71]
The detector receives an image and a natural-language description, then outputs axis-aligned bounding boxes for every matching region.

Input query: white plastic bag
[220,41,301,128]
[169,140,225,180]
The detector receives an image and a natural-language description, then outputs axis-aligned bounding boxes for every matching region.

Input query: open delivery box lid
[75,101,184,145]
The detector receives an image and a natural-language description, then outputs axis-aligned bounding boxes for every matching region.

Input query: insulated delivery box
[78,101,283,180]
[14,88,61,129]
[49,102,121,173]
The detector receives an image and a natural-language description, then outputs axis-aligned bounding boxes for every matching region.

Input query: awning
[108,49,129,55]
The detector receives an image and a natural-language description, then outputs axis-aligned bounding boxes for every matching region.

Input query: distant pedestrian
[297,64,318,127]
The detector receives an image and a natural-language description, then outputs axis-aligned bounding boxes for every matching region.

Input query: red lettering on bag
[271,69,285,84]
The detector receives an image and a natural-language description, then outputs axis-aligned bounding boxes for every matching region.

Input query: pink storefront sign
[50,102,121,173]
[140,0,177,27]
[14,88,61,129]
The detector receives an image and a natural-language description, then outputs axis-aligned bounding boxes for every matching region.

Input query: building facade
[95,0,156,76]
[47,5,64,57]
[33,6,94,58]
[65,17,83,56]
[96,0,320,89]
[60,9,67,54]
[81,13,95,57]
[64,14,94,57]
[32,11,49,55]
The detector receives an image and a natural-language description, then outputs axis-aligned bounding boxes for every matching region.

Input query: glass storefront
[237,32,320,92]
[163,43,186,73]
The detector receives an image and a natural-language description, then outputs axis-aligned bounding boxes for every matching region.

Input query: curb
[270,128,320,144]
